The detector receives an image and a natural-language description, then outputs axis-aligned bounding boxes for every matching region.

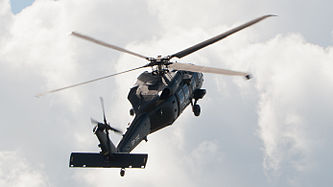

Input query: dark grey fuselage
[117,70,203,152]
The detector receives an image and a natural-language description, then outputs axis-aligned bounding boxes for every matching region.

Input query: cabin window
[183,85,190,99]
[191,78,196,91]
[192,73,198,85]
[177,89,185,105]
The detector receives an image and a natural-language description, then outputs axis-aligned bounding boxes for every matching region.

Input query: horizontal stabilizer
[69,152,148,168]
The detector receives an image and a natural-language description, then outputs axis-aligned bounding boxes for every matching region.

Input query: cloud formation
[253,34,333,185]
[0,151,48,187]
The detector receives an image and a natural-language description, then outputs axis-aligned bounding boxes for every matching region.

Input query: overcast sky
[1,0,333,186]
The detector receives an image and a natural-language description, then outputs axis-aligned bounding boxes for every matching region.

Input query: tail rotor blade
[99,97,107,125]
[108,125,123,134]
[91,117,101,134]
[90,118,100,125]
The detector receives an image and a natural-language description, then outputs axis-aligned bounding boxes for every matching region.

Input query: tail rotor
[91,97,122,135]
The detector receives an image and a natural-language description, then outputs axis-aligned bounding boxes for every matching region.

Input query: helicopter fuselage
[66,15,273,176]
[117,70,205,152]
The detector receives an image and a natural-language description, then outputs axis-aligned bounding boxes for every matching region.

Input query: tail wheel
[120,168,126,177]
[193,104,201,116]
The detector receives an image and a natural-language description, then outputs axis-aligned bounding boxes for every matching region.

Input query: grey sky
[1,0,333,186]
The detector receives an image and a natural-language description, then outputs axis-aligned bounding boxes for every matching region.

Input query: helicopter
[37,15,274,176]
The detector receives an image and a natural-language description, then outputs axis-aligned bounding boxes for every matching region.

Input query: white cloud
[246,34,333,184]
[0,151,48,187]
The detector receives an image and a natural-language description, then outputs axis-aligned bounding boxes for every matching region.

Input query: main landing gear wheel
[120,168,126,177]
[193,104,201,116]
[191,88,205,116]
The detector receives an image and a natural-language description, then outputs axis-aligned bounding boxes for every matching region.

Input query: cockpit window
[197,72,203,80]
[138,71,159,85]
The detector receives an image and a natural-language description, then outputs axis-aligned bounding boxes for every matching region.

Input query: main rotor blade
[35,65,148,97]
[170,15,275,59]
[169,63,249,78]
[72,32,150,60]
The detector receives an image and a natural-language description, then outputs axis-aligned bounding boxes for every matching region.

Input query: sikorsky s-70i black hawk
[37,15,274,176]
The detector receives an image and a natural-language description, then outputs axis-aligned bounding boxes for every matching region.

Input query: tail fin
[91,97,122,156]
[94,123,117,156]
